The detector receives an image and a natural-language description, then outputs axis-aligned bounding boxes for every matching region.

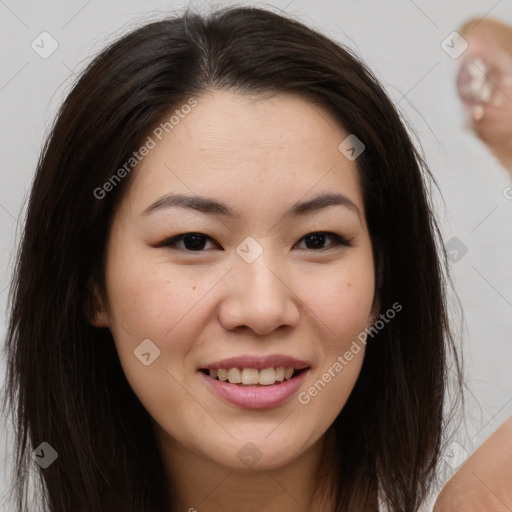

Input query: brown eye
[296,232,353,250]
[156,233,218,251]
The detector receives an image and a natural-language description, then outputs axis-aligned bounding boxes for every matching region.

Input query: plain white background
[0,0,511,509]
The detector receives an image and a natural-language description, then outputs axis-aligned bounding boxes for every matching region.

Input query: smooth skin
[434,416,512,511]
[92,90,378,511]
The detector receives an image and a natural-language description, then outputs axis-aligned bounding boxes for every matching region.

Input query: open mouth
[199,367,308,386]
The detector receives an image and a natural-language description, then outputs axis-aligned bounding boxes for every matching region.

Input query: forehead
[121,90,365,218]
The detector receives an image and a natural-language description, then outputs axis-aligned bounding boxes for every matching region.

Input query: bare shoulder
[434,416,512,511]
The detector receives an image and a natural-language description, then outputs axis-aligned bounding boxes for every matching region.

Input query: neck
[155,425,339,512]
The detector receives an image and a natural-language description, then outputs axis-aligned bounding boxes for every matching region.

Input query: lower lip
[199,370,308,409]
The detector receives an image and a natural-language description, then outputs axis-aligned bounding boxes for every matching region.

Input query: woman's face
[94,90,376,472]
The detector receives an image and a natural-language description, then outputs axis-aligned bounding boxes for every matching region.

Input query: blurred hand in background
[457,18,512,172]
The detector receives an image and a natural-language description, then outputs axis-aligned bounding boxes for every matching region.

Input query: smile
[197,355,310,408]
[199,366,306,386]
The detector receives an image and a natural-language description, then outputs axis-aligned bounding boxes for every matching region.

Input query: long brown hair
[3,6,463,511]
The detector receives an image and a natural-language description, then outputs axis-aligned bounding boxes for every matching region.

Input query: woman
[3,6,462,511]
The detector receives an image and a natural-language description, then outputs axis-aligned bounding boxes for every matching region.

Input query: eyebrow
[142,192,361,222]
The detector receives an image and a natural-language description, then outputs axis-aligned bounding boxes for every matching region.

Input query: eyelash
[155,231,353,252]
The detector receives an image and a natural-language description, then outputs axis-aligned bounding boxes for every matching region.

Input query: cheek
[103,246,233,404]
[105,245,200,336]
[102,253,204,419]
[300,258,375,340]
[295,257,374,414]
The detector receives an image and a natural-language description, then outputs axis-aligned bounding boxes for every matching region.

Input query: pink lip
[199,354,310,371]
[199,369,309,409]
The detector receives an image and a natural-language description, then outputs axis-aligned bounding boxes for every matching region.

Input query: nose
[218,252,300,335]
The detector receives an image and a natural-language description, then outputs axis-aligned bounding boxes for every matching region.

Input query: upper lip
[199,355,310,371]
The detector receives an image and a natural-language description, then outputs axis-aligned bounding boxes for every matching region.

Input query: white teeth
[241,368,259,385]
[258,367,276,385]
[227,368,242,384]
[207,366,300,385]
